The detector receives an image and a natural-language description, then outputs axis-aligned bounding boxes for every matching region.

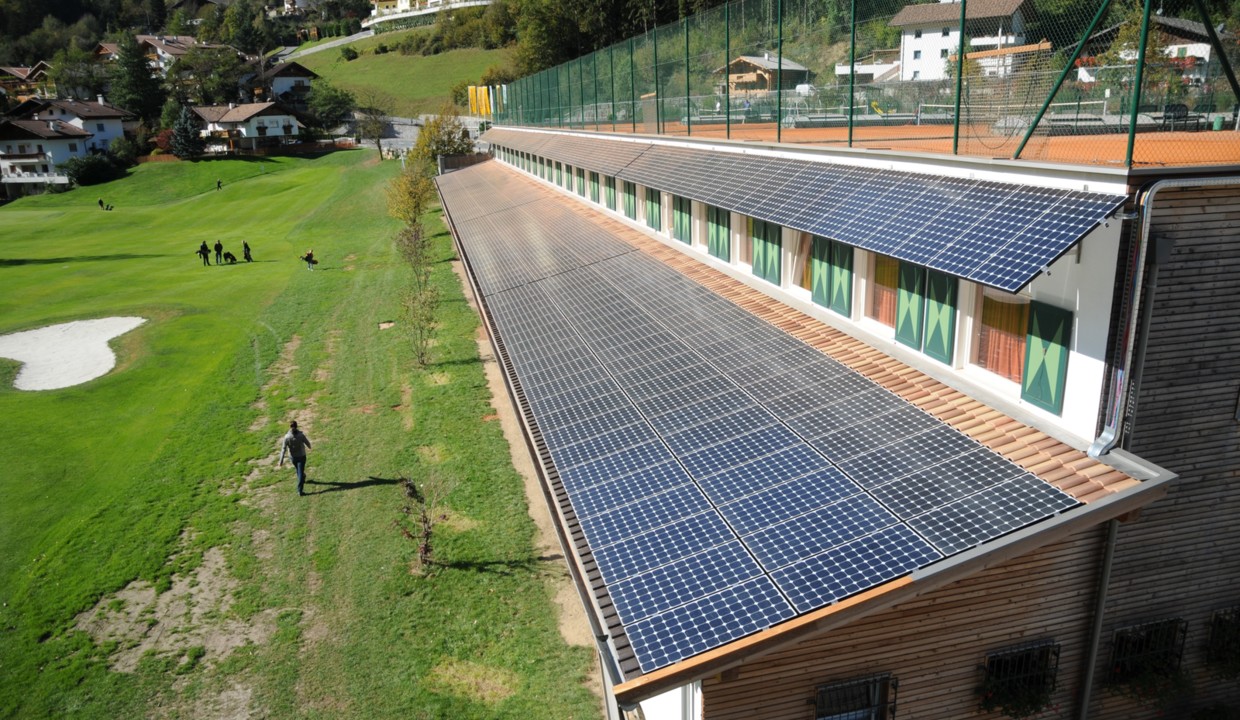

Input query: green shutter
[623,181,636,219]
[673,196,691,243]
[605,176,616,210]
[752,220,781,285]
[829,242,853,317]
[646,188,661,230]
[590,172,600,202]
[894,262,925,349]
[1022,301,1073,415]
[810,235,831,307]
[923,270,957,364]
[707,206,729,261]
[576,168,585,195]
[555,162,562,185]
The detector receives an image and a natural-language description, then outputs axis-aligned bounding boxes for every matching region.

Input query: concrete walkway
[285,30,375,61]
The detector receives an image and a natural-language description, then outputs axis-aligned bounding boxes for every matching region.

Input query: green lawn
[0,154,598,718]
[297,33,510,116]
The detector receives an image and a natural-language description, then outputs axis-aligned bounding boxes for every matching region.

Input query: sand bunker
[0,317,146,390]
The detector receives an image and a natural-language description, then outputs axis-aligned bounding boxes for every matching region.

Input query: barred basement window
[1107,618,1190,705]
[977,641,1060,719]
[1207,606,1240,678]
[812,673,896,720]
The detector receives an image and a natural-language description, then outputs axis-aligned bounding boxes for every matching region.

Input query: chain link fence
[494,0,1240,167]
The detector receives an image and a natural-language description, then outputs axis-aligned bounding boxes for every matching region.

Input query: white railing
[362,0,492,27]
[1,170,68,182]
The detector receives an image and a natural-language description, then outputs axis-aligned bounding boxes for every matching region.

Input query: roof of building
[1078,14,1236,52]
[889,0,1027,27]
[261,61,319,80]
[11,97,136,120]
[719,55,810,73]
[192,102,292,123]
[0,66,32,80]
[439,144,1175,703]
[0,119,93,141]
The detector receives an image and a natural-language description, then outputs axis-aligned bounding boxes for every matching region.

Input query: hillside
[297,30,511,117]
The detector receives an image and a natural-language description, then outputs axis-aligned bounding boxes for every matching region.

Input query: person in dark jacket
[196,241,211,266]
[243,241,253,262]
[213,240,224,265]
[278,421,313,496]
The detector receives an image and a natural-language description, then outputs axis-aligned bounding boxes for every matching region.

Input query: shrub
[374,43,389,54]
[110,136,141,166]
[340,46,359,61]
[153,128,174,152]
[59,154,124,186]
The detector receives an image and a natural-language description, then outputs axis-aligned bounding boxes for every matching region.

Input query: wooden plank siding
[702,529,1107,719]
[1081,183,1240,719]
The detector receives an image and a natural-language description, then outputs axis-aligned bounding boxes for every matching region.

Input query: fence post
[951,0,967,154]
[685,17,692,136]
[653,31,661,134]
[630,37,637,133]
[848,0,856,145]
[1124,0,1154,167]
[611,46,618,132]
[777,0,783,143]
[593,52,599,131]
[726,0,731,139]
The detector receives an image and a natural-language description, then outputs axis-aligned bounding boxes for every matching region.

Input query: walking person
[216,178,222,191]
[303,249,315,270]
[213,240,224,265]
[195,241,211,266]
[243,240,253,262]
[278,420,313,496]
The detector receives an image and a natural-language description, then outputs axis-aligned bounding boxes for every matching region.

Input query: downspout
[1089,175,1240,458]
[1076,519,1120,720]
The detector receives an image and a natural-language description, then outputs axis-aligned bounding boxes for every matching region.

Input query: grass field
[0,153,598,718]
[296,32,510,117]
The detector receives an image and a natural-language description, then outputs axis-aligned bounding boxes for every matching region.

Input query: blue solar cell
[696,443,833,504]
[536,392,633,431]
[782,388,910,438]
[633,376,738,417]
[541,404,648,447]
[526,378,621,415]
[835,422,980,487]
[718,466,861,535]
[680,424,802,479]
[569,461,694,519]
[579,483,713,548]
[590,511,738,583]
[662,405,781,456]
[907,474,1079,555]
[625,576,796,672]
[548,422,661,470]
[810,408,943,463]
[604,348,697,377]
[522,364,609,399]
[744,494,899,569]
[608,541,765,624]
[868,447,1028,517]
[557,440,675,492]
[626,365,719,402]
[771,524,943,613]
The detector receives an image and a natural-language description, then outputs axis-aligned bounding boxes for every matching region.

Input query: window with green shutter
[576,167,586,196]
[672,196,691,243]
[809,236,854,317]
[555,161,562,185]
[589,172,600,203]
[646,188,662,231]
[707,205,730,261]
[923,270,957,364]
[751,219,781,285]
[1021,301,1073,415]
[605,176,617,210]
[622,181,637,219]
[895,262,926,350]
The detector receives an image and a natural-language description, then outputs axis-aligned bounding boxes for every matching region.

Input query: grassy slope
[297,30,509,116]
[0,156,597,718]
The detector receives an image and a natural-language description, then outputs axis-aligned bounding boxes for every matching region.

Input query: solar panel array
[481,128,1126,292]
[439,164,1081,674]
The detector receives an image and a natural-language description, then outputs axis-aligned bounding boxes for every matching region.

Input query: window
[672,195,691,243]
[977,641,1060,718]
[589,171,600,203]
[555,161,562,185]
[942,26,951,36]
[575,167,585,196]
[645,187,661,231]
[1108,619,1188,699]
[814,673,896,720]
[892,264,957,363]
[1020,301,1073,414]
[622,181,637,219]
[810,235,853,317]
[793,233,812,291]
[68,143,78,152]
[913,29,922,38]
[941,48,950,58]
[912,71,921,79]
[706,205,730,261]
[1207,606,1240,678]
[750,218,781,285]
[894,262,926,350]
[96,122,105,131]
[975,289,1028,383]
[867,254,899,327]
[913,50,922,60]
[605,176,617,210]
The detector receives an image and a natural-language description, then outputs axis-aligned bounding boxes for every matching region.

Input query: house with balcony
[250,61,319,108]
[1074,15,1235,89]
[9,97,135,154]
[0,62,52,103]
[889,0,1030,80]
[192,102,301,152]
[0,119,92,199]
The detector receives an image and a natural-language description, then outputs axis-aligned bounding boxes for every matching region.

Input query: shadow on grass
[0,253,170,266]
[304,475,404,495]
[433,554,565,575]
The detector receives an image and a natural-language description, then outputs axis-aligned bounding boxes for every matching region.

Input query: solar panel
[590,511,737,583]
[907,474,1079,555]
[570,461,694,519]
[718,466,861,535]
[696,444,832,504]
[744,494,899,569]
[578,483,713,548]
[607,541,765,623]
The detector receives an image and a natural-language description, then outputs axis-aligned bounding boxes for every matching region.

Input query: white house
[252,61,318,106]
[1075,16,1234,87]
[0,119,92,198]
[889,0,1029,81]
[192,102,301,152]
[10,97,135,154]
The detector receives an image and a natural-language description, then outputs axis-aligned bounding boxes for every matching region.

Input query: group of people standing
[196,240,252,266]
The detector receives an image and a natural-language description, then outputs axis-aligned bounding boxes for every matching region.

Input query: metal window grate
[1108,618,1188,684]
[1207,606,1240,677]
[978,640,1060,717]
[813,673,896,720]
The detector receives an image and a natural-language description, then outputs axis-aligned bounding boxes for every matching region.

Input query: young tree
[355,89,394,156]
[170,104,205,157]
[109,34,166,124]
[306,81,355,131]
[168,46,247,105]
[48,39,109,99]
[387,160,436,227]
[411,104,474,165]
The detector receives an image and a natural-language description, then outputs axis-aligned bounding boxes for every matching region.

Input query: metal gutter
[1089,175,1240,457]
[1075,518,1120,720]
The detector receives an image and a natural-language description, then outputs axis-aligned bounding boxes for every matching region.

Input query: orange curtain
[977,295,1029,383]
[868,255,898,327]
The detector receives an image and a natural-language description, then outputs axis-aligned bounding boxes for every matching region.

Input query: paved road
[285,30,375,61]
